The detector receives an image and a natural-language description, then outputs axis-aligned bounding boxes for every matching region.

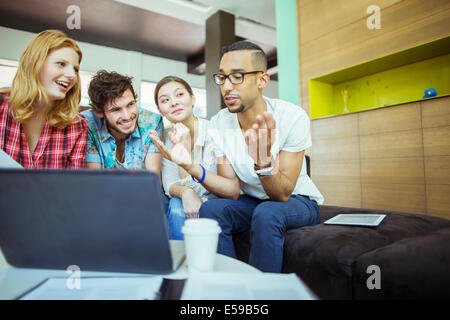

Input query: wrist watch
[254,161,274,178]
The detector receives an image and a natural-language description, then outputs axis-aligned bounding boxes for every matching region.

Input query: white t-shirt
[208,96,324,205]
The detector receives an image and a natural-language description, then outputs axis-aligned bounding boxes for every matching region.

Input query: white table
[0,240,261,300]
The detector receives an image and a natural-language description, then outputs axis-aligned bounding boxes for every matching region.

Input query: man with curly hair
[82,70,163,173]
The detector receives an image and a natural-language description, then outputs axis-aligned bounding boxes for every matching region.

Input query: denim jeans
[166,197,186,240]
[199,194,320,273]
[160,191,169,213]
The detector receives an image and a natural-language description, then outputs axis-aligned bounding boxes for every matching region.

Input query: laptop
[0,169,183,274]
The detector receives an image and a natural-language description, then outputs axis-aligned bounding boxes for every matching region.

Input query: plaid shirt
[0,93,88,168]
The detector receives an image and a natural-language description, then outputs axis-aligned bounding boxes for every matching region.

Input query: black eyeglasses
[213,71,264,85]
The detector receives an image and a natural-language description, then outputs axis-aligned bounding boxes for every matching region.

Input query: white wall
[0,26,279,111]
[265,78,279,99]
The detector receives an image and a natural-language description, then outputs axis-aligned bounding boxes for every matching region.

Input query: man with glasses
[166,40,324,273]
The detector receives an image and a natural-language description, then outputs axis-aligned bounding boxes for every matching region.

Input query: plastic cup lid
[181,218,221,235]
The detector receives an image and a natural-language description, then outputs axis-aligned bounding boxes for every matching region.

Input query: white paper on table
[181,272,316,300]
[0,149,23,168]
[19,276,163,300]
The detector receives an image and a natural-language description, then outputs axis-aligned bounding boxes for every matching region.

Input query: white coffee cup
[181,218,221,272]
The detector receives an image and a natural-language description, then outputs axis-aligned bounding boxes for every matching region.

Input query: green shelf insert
[310,36,450,119]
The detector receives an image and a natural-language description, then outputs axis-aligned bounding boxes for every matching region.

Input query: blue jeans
[167,197,186,240]
[160,192,169,213]
[199,194,320,273]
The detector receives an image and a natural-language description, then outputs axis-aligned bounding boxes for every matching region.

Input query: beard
[228,103,245,114]
[105,115,138,141]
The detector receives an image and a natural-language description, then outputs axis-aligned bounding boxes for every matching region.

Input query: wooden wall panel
[310,110,361,207]
[426,185,450,220]
[311,113,358,140]
[298,0,402,44]
[361,157,425,185]
[421,96,450,128]
[358,102,422,150]
[312,159,360,183]
[360,129,423,159]
[423,126,450,156]
[297,0,450,112]
[299,0,450,79]
[422,97,450,219]
[302,8,450,79]
[312,136,360,161]
[362,183,427,214]
[425,156,450,185]
[357,102,426,214]
[314,181,362,208]
[358,102,422,135]
[299,0,450,218]
[309,97,450,217]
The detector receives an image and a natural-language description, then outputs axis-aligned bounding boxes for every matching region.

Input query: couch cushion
[232,205,450,299]
[282,207,449,299]
[352,227,450,299]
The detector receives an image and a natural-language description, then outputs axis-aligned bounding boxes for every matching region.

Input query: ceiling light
[0,59,19,67]
[167,0,213,13]
[236,17,275,31]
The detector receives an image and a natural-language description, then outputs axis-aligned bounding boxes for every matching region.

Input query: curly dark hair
[88,70,137,113]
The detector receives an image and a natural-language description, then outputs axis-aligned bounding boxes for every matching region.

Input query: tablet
[323,214,386,227]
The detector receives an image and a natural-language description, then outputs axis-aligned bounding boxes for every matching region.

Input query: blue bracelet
[191,164,206,183]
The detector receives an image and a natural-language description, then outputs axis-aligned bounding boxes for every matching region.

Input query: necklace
[116,151,125,163]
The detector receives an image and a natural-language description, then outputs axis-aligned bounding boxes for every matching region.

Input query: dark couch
[232,205,450,300]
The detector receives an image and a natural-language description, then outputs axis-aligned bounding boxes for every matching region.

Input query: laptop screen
[0,169,174,274]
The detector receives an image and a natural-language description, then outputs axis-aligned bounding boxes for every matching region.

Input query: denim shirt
[82,108,163,169]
